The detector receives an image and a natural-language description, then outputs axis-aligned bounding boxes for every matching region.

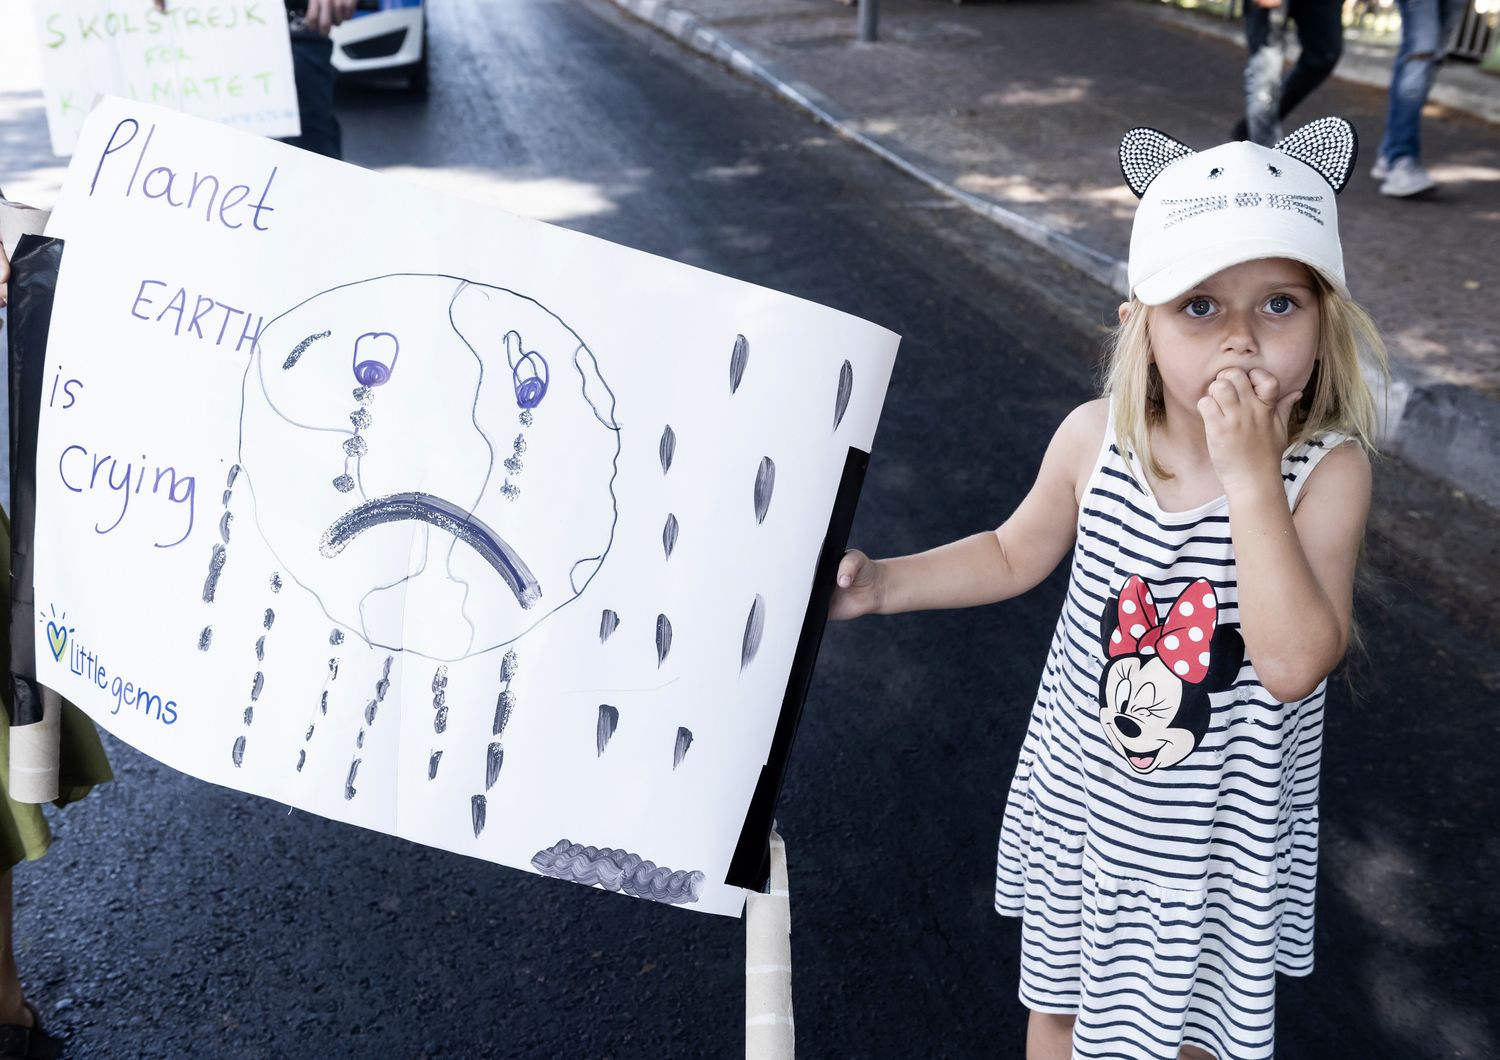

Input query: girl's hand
[1198,367,1301,495]
[829,549,882,620]
[0,240,9,309]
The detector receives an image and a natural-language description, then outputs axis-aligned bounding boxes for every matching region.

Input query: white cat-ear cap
[1121,117,1358,306]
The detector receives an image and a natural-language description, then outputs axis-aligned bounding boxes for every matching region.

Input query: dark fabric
[282,30,344,160]
[0,509,114,872]
[7,236,61,726]
[1244,0,1344,121]
[0,1017,65,1060]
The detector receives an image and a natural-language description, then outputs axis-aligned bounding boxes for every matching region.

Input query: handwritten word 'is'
[91,118,278,234]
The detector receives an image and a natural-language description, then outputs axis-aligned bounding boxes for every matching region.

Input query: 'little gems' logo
[40,604,178,726]
[42,606,71,661]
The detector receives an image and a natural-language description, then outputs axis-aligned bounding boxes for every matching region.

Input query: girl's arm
[1202,369,1370,702]
[830,399,1102,619]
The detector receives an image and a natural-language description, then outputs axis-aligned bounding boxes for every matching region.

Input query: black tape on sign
[8,235,65,727]
[726,446,869,891]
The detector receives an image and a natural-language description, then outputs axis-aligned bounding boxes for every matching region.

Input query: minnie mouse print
[1097,575,1245,774]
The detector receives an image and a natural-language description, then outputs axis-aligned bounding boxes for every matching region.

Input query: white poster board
[29,0,299,157]
[35,98,899,916]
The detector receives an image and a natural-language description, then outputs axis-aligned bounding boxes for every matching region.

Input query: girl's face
[1146,258,1321,420]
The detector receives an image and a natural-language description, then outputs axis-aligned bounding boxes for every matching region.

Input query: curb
[606,0,1500,510]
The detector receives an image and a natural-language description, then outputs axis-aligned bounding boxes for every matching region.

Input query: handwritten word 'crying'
[58,446,196,548]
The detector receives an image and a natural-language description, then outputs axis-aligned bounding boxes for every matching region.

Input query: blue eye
[1184,298,1214,318]
[1266,294,1295,315]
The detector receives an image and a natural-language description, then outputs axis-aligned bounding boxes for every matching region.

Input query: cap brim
[1132,240,1347,306]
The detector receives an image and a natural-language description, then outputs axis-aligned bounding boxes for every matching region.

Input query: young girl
[831,118,1384,1060]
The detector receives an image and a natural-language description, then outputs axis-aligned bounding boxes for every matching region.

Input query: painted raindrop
[656,614,673,667]
[742,594,766,671]
[659,425,676,474]
[754,457,775,525]
[730,334,749,394]
[662,513,679,560]
[834,360,853,431]
[597,704,620,756]
[486,742,505,789]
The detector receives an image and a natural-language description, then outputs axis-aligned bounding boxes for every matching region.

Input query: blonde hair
[1103,272,1389,482]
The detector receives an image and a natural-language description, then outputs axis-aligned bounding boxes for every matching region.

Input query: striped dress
[994,416,1343,1060]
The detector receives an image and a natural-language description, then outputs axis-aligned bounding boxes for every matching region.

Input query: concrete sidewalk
[610,0,1500,508]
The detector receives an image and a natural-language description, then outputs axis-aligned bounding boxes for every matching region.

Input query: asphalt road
[14,1,1499,1057]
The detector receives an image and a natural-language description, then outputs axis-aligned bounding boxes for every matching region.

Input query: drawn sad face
[240,275,620,660]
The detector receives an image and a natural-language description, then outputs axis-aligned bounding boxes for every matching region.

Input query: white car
[330,0,428,95]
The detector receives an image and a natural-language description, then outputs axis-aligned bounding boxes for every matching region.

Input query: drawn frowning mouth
[319,492,541,609]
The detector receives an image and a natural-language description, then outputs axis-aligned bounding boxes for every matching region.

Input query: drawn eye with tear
[353,332,400,387]
[505,331,549,410]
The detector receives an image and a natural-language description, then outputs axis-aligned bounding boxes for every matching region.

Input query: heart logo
[46,621,67,661]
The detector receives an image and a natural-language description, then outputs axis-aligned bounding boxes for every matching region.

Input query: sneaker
[1380,156,1437,197]
[1371,155,1390,181]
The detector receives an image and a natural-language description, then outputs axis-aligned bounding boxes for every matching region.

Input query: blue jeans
[1377,0,1464,165]
[282,30,344,160]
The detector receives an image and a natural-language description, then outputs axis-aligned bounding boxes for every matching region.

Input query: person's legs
[1242,4,1288,145]
[1279,0,1343,120]
[1026,1010,1077,1060]
[0,871,25,1028]
[1378,0,1448,165]
[283,29,344,160]
[0,866,65,1058]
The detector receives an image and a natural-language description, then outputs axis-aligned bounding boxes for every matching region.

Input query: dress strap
[1282,431,1351,511]
[1086,401,1142,496]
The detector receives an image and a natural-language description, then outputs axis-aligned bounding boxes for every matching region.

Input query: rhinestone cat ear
[1273,117,1358,194]
[1119,128,1195,199]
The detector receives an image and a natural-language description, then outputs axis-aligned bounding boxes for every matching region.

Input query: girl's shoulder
[1052,399,1111,502]
[1055,398,1110,453]
[1291,434,1372,517]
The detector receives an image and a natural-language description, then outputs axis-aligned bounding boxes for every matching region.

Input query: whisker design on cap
[1264,194,1325,223]
[1162,196,1228,228]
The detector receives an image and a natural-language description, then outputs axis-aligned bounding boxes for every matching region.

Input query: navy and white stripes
[994,420,1341,1059]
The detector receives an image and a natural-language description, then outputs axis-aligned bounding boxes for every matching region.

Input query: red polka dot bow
[1107,576,1220,683]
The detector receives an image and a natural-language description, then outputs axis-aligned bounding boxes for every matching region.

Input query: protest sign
[29,0,299,156]
[36,98,898,915]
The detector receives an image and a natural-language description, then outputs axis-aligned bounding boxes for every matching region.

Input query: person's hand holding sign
[298,0,358,36]
[152,0,357,36]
